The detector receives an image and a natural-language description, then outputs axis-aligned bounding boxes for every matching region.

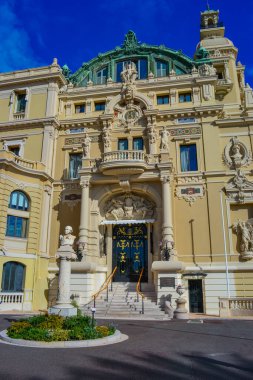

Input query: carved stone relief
[160,128,170,153]
[223,137,251,169]
[225,169,253,203]
[233,219,253,261]
[104,194,155,221]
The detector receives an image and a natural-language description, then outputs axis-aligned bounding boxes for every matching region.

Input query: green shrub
[68,327,86,340]
[50,329,69,341]
[6,314,114,342]
[63,315,92,330]
[26,315,47,326]
[20,327,50,342]
[8,321,31,337]
[39,315,64,330]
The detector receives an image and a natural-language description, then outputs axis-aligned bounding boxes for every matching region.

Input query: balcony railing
[103,150,145,162]
[13,112,25,120]
[0,150,46,171]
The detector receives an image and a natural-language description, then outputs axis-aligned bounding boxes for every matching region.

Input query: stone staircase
[82,282,168,320]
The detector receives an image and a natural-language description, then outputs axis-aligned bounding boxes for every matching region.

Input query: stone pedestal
[174,297,189,319]
[49,246,77,317]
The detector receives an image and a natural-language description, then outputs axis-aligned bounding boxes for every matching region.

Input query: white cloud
[0,0,42,72]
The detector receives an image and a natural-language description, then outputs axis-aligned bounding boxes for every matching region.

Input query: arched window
[6,191,30,238]
[1,262,25,292]
[9,191,29,211]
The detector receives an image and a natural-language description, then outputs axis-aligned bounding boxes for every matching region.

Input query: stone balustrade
[13,112,25,120]
[0,292,24,311]
[0,150,46,171]
[103,150,145,162]
[219,297,253,317]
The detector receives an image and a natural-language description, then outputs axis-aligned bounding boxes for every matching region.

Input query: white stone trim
[3,138,26,158]
[0,174,42,190]
[100,219,155,225]
[1,252,36,259]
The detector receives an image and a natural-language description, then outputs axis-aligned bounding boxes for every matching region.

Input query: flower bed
[7,314,115,342]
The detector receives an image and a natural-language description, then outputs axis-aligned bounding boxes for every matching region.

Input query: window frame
[180,143,198,172]
[75,104,86,114]
[133,137,144,151]
[179,93,192,103]
[69,153,82,179]
[96,67,108,85]
[157,95,170,105]
[95,102,106,112]
[16,93,27,113]
[9,191,29,211]
[2,261,26,292]
[156,60,168,78]
[118,139,129,151]
[6,215,29,238]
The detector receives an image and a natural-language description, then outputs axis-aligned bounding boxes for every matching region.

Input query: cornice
[215,117,253,127]
[0,117,60,130]
[0,66,67,88]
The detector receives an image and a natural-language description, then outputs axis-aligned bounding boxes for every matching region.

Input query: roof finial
[207,0,210,11]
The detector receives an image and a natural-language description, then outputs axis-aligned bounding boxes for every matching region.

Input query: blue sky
[0,0,253,83]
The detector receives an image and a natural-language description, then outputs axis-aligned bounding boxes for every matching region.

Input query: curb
[0,329,128,348]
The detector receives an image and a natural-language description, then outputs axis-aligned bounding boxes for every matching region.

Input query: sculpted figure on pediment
[223,137,251,169]
[82,133,91,158]
[104,194,155,221]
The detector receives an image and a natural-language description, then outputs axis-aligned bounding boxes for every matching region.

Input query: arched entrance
[112,224,148,282]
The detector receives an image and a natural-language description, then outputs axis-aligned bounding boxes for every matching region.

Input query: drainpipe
[220,191,231,298]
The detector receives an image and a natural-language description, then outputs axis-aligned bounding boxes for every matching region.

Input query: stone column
[79,177,90,255]
[161,174,174,248]
[39,185,52,256]
[49,247,77,316]
[41,124,55,175]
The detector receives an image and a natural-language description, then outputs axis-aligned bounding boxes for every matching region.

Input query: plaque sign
[160,277,175,289]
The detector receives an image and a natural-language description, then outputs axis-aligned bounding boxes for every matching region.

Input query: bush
[63,315,92,330]
[7,314,115,342]
[26,315,47,326]
[50,329,69,341]
[39,315,64,330]
[19,327,50,342]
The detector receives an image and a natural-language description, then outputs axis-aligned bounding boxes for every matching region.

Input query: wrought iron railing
[92,266,117,308]
[136,267,145,314]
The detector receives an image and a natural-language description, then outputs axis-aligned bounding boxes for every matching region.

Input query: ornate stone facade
[1,7,253,318]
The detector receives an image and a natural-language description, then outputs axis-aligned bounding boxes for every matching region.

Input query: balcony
[13,112,25,120]
[100,150,148,175]
[0,150,46,173]
[216,78,233,100]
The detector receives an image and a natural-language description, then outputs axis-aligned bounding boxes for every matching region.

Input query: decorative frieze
[175,176,205,205]
[65,136,101,145]
[170,126,201,137]
[225,169,253,203]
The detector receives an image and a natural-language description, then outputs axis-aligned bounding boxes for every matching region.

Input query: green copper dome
[67,31,211,87]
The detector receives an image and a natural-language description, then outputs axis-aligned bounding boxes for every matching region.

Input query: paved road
[0,315,253,380]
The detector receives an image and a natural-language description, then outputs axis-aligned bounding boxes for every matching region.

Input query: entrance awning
[100,219,155,225]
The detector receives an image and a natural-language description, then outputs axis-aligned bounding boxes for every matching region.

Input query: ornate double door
[112,224,148,282]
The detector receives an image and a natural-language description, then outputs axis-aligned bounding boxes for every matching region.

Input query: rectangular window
[75,104,85,113]
[69,128,85,134]
[69,153,82,179]
[95,102,106,111]
[96,67,108,85]
[179,93,192,103]
[180,144,198,172]
[133,137,144,150]
[157,95,169,105]
[156,60,167,77]
[16,94,26,113]
[116,59,148,82]
[8,146,20,156]
[6,215,28,238]
[118,139,128,150]
[178,118,196,124]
